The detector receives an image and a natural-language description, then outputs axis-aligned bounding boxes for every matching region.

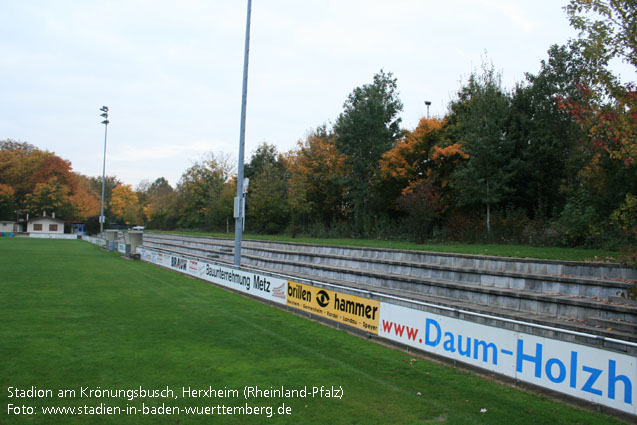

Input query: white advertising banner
[139,248,287,305]
[379,302,636,415]
[82,236,106,246]
[30,233,78,240]
[136,246,635,415]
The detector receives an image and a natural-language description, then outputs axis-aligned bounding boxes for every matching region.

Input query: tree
[245,143,289,233]
[0,143,66,207]
[0,139,38,155]
[110,184,142,225]
[0,184,16,220]
[141,177,178,229]
[561,0,636,166]
[334,70,403,228]
[88,175,121,218]
[284,127,348,229]
[378,117,446,212]
[507,44,590,218]
[209,178,236,233]
[555,3,637,168]
[24,177,73,218]
[379,117,468,241]
[565,0,637,71]
[175,153,233,229]
[246,160,289,234]
[245,143,278,180]
[1,140,104,222]
[70,174,101,222]
[558,0,637,247]
[448,63,517,234]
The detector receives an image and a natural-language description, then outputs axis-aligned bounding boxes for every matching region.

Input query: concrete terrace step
[253,259,637,345]
[244,239,636,280]
[586,317,637,334]
[142,234,636,331]
[144,234,635,300]
[240,246,632,300]
[145,233,635,279]
[140,244,637,346]
[239,250,635,321]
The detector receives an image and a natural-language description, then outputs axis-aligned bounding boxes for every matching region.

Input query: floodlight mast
[234,0,252,266]
[99,106,109,236]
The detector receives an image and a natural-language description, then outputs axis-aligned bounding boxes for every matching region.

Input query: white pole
[234,0,252,266]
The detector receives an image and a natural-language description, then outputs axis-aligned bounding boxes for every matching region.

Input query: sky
[0,0,633,188]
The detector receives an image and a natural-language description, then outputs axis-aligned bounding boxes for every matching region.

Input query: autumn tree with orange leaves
[378,117,446,210]
[110,184,143,226]
[285,127,348,231]
[0,140,101,221]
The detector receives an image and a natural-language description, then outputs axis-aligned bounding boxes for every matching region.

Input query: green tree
[209,178,236,233]
[24,177,74,218]
[449,64,517,234]
[245,143,279,180]
[88,175,121,222]
[245,143,289,234]
[139,178,178,229]
[559,1,637,247]
[334,70,403,230]
[175,153,232,229]
[246,161,289,234]
[0,184,16,220]
[565,0,637,72]
[507,44,590,218]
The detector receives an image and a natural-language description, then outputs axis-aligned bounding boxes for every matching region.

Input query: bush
[610,193,637,244]
[555,190,599,247]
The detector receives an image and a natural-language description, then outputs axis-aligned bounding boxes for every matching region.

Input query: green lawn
[148,230,623,262]
[0,239,628,424]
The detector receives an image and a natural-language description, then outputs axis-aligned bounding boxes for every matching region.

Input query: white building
[27,212,65,234]
[0,221,17,233]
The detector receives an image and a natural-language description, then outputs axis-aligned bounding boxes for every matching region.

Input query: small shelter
[0,221,17,233]
[71,223,87,236]
[27,212,65,234]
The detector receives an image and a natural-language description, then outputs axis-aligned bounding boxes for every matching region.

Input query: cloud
[110,139,223,162]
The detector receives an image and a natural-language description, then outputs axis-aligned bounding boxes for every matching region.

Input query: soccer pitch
[0,239,627,424]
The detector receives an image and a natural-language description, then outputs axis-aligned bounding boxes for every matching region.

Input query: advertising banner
[136,246,635,415]
[379,302,636,415]
[286,281,380,334]
[30,233,78,240]
[139,248,287,305]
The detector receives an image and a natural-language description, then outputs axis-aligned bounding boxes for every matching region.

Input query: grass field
[147,230,623,262]
[0,239,628,424]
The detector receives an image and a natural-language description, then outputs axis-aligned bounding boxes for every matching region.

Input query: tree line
[0,0,634,249]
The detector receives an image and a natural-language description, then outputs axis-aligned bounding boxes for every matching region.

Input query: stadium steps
[142,233,636,343]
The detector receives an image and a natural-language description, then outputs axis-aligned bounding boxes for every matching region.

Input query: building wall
[0,222,15,232]
[27,218,65,234]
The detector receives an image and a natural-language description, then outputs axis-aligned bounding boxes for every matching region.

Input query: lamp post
[234,0,252,266]
[14,209,21,233]
[99,106,109,236]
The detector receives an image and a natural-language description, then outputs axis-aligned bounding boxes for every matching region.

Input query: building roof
[28,216,65,224]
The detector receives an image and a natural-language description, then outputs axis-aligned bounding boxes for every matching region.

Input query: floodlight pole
[234,0,252,266]
[99,106,109,236]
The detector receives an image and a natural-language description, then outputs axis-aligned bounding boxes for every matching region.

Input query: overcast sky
[1,1,633,188]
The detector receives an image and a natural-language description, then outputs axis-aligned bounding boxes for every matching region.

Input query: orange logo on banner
[286,281,379,334]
